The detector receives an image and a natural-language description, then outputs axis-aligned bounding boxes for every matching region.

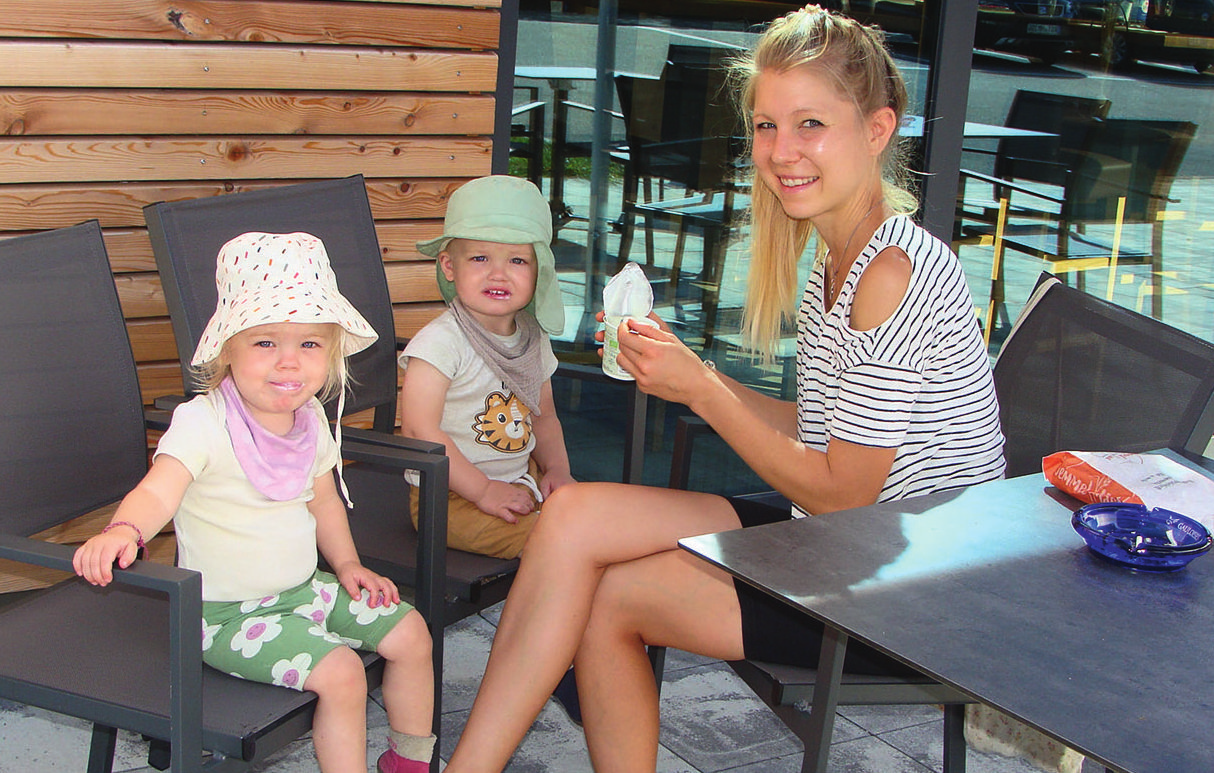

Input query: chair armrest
[958,168,1065,206]
[337,438,449,627]
[0,534,206,771]
[959,145,999,158]
[340,426,443,456]
[154,394,189,412]
[339,437,447,476]
[512,100,546,117]
[555,359,619,386]
[561,100,624,122]
[144,408,174,433]
[0,533,198,591]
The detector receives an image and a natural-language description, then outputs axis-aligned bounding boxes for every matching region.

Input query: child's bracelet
[102,521,146,555]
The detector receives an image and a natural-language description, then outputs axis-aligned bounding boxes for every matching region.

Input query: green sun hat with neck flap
[417,175,564,336]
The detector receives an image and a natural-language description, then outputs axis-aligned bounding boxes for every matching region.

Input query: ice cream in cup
[602,262,655,381]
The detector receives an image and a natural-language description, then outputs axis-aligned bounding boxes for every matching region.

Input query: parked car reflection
[975,0,1078,64]
[1070,0,1214,70]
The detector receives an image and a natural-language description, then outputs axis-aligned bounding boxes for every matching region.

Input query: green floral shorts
[201,569,414,690]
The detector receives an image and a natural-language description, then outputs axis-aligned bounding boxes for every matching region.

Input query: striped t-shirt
[795,215,1005,516]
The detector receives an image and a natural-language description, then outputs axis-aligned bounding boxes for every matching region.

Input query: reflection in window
[957,20,1211,355]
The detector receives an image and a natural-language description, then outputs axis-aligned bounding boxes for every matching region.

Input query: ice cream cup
[602,314,658,380]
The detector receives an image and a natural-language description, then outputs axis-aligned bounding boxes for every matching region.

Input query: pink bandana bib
[220,377,320,501]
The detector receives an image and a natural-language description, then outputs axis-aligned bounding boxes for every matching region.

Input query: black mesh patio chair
[0,221,443,772]
[654,276,1214,773]
[143,175,525,634]
[993,273,1214,477]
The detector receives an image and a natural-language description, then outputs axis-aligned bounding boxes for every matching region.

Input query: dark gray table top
[681,466,1214,773]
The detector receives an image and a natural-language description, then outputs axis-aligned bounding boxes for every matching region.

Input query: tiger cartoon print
[472,391,532,453]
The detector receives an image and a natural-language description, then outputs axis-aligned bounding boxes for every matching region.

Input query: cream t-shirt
[154,391,339,602]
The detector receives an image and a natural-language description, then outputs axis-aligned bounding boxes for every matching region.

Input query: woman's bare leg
[576,548,746,772]
[444,482,740,773]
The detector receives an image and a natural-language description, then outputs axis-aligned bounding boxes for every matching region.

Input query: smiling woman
[440,7,1005,773]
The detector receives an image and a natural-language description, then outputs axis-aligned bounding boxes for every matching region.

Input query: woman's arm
[529,379,575,497]
[400,357,534,522]
[73,454,191,585]
[615,318,896,515]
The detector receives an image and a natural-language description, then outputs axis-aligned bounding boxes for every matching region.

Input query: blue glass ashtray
[1072,502,1213,571]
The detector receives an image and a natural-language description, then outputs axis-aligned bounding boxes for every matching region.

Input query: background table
[681,460,1214,773]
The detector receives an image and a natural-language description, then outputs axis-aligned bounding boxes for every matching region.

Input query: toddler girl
[74,231,436,773]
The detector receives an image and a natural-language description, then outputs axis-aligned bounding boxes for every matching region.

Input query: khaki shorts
[410,458,542,559]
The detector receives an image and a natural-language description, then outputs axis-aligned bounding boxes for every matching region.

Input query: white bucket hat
[192,231,378,366]
[417,176,564,336]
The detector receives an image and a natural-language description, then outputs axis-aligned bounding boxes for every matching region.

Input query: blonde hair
[192,323,349,403]
[727,5,917,356]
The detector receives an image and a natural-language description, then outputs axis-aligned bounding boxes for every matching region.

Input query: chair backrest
[995,90,1111,188]
[0,221,148,536]
[1064,118,1196,226]
[144,176,399,431]
[616,45,742,193]
[993,275,1214,477]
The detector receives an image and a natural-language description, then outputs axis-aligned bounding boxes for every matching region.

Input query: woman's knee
[530,482,613,546]
[305,645,368,698]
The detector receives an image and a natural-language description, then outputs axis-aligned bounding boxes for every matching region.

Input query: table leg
[801,625,847,773]
[943,703,966,773]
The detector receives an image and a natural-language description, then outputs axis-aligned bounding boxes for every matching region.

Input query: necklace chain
[826,199,883,305]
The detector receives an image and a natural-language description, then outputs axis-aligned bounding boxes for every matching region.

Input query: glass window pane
[958,8,1212,357]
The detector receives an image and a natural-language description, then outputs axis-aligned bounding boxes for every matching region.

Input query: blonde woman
[446,6,1005,771]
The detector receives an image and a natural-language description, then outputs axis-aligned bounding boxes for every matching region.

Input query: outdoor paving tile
[440,702,696,772]
[656,662,805,772]
[717,750,807,773]
[438,612,498,714]
[835,702,946,736]
[878,719,1059,773]
[824,733,937,773]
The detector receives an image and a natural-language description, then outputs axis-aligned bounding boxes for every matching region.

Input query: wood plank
[0,90,495,136]
[0,42,498,91]
[393,302,446,339]
[127,318,180,362]
[336,0,501,7]
[377,220,444,262]
[0,137,493,183]
[137,361,185,403]
[103,228,155,272]
[115,264,446,324]
[385,261,443,303]
[0,1,499,50]
[3,220,440,274]
[116,272,165,319]
[366,179,468,220]
[0,179,465,230]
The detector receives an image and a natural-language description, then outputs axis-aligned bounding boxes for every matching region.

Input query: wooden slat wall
[0,0,503,590]
[0,0,500,405]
